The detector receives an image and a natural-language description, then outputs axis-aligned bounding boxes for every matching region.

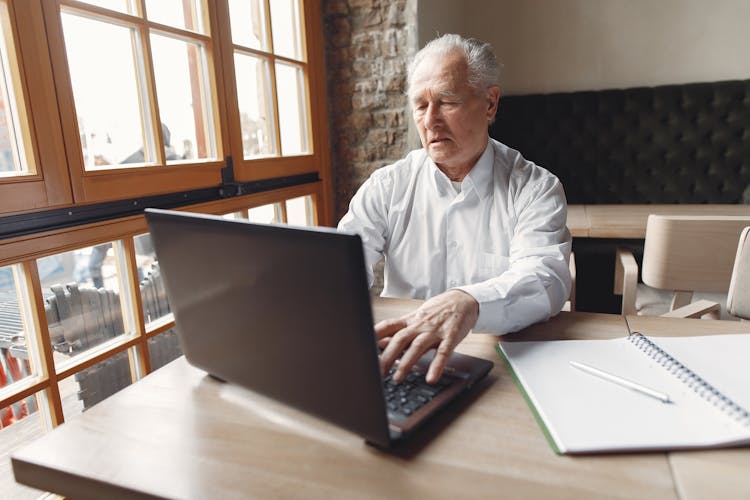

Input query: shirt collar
[429,139,494,199]
[463,140,494,199]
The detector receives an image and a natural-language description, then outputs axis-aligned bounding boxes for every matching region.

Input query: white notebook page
[499,334,750,454]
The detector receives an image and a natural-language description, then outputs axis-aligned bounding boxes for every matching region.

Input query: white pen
[570,361,672,404]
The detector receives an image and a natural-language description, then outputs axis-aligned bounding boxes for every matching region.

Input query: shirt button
[448,241,458,248]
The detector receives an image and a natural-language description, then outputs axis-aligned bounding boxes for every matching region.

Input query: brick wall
[323,0,418,223]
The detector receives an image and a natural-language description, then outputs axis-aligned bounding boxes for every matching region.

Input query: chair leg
[615,248,638,315]
[670,291,693,311]
[701,310,720,320]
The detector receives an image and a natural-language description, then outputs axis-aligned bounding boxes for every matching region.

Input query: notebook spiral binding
[628,332,750,428]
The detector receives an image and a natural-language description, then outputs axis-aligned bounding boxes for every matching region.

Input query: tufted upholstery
[490,79,750,204]
[489,80,750,313]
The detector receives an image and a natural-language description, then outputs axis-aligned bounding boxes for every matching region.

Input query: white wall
[417,0,466,47]
[418,0,750,95]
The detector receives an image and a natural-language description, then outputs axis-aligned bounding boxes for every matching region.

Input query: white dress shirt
[338,138,571,334]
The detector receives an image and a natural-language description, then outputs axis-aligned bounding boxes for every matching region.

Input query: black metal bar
[0,171,320,240]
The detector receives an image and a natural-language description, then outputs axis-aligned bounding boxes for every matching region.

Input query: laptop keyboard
[383,368,452,420]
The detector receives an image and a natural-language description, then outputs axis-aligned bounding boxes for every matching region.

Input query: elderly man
[338,34,571,384]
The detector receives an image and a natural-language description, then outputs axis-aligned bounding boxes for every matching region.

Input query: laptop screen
[145,209,392,446]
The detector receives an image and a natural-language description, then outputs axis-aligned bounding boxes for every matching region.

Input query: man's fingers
[425,339,456,384]
[374,317,408,340]
[378,323,418,377]
[376,337,391,349]
[392,333,438,382]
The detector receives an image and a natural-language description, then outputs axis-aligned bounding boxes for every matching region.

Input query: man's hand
[375,290,479,384]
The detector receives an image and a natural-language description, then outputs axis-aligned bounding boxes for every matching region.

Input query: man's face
[410,50,499,177]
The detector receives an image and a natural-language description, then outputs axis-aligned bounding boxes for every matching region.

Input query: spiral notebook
[497,332,750,454]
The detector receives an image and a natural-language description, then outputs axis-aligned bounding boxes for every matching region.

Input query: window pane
[285,195,312,226]
[147,328,182,371]
[0,395,46,500]
[145,0,205,33]
[74,0,138,15]
[150,33,216,162]
[61,349,135,418]
[62,13,154,169]
[248,203,280,223]
[0,5,31,177]
[0,265,37,388]
[228,0,268,50]
[234,52,275,158]
[270,0,302,60]
[134,233,172,326]
[222,211,245,220]
[275,62,308,155]
[37,244,128,369]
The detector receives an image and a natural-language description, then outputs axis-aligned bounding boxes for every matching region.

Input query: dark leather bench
[490,79,750,312]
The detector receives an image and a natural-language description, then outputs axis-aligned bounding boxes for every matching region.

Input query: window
[0,0,71,214]
[1,0,332,215]
[223,0,330,184]
[47,0,224,202]
[0,1,332,497]
[0,3,32,178]
[229,0,307,159]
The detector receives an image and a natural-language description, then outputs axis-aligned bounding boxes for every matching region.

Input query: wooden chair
[727,226,750,320]
[614,215,750,318]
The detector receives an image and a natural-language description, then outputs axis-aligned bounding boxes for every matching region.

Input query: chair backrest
[642,215,750,293]
[727,226,750,319]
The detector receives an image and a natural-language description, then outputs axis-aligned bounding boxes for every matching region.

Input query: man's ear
[486,86,500,120]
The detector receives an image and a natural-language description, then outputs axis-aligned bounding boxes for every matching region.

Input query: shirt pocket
[477,252,510,279]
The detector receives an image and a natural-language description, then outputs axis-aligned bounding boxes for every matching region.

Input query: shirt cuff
[455,279,552,335]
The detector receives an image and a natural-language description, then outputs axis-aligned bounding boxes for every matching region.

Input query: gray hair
[407,34,501,98]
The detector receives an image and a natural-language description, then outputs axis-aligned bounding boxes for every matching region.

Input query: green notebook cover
[495,343,562,454]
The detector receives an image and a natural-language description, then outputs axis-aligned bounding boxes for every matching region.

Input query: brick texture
[323,0,417,224]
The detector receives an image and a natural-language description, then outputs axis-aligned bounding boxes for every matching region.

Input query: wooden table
[568,204,750,239]
[10,298,750,499]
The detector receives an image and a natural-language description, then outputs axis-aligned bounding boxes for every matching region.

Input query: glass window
[226,0,309,161]
[134,233,171,326]
[0,3,33,177]
[275,62,308,155]
[228,0,268,50]
[145,0,205,33]
[37,244,128,368]
[222,211,245,220]
[61,12,154,169]
[147,328,182,371]
[0,395,46,500]
[269,0,303,61]
[74,0,138,15]
[150,33,216,162]
[248,203,281,223]
[285,195,313,226]
[0,265,37,389]
[234,52,275,158]
[61,349,135,419]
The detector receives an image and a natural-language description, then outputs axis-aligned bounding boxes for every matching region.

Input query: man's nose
[423,103,442,128]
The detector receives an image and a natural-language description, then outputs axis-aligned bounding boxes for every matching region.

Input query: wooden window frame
[42,0,230,204]
[0,0,333,226]
[0,0,72,215]
[0,1,335,451]
[0,182,324,426]
[216,0,332,224]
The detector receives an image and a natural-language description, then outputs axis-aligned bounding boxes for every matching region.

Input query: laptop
[145,208,493,447]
